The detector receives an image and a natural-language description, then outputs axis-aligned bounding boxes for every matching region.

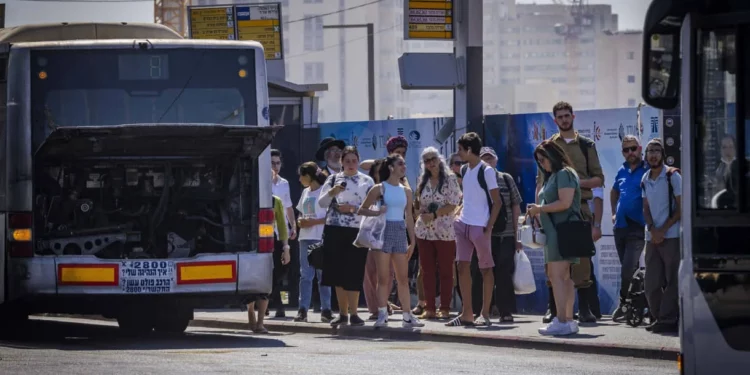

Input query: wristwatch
[282,245,290,251]
[593,222,601,229]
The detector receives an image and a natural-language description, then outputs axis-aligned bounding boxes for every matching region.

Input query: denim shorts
[376,220,408,254]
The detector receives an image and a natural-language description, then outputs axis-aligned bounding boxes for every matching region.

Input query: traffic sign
[187,2,284,60]
[404,0,454,40]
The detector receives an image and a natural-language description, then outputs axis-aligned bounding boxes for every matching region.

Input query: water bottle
[281,291,289,305]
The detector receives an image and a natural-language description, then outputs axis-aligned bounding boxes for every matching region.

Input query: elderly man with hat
[316,137,346,177]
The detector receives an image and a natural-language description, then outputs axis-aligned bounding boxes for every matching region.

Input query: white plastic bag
[353,206,386,249]
[513,249,537,295]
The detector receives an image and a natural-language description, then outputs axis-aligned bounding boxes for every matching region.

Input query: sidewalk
[192,308,680,360]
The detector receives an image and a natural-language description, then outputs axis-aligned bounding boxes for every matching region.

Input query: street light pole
[323,23,376,121]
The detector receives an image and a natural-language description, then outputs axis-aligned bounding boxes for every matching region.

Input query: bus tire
[117,315,153,336]
[153,316,190,334]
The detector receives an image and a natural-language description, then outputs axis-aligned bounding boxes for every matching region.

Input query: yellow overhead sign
[187,3,284,60]
[236,4,283,60]
[404,0,454,40]
[189,6,236,40]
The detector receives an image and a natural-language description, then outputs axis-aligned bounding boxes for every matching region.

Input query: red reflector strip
[258,237,274,253]
[9,242,33,258]
[259,208,274,224]
[8,212,33,229]
[58,264,119,286]
[176,260,237,285]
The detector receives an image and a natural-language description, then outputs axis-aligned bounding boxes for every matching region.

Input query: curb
[190,317,679,361]
[42,314,679,361]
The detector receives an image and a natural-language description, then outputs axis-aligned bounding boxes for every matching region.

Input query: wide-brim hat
[316,137,346,161]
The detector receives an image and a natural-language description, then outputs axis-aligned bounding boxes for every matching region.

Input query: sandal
[474,316,492,327]
[445,316,475,327]
[419,309,437,320]
[412,305,425,315]
[437,309,451,319]
[253,324,269,334]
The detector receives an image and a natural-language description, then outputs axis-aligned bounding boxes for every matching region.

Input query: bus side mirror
[642,31,680,109]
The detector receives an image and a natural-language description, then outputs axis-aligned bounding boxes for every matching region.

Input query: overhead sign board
[236,4,283,60]
[187,3,284,60]
[404,0,454,40]
[189,6,236,40]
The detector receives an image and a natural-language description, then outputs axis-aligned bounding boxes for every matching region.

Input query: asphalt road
[0,317,677,375]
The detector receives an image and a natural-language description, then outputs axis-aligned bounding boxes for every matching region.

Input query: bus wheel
[153,316,190,334]
[117,315,153,336]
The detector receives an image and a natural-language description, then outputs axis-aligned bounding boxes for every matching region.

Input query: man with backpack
[535,101,604,324]
[641,138,681,334]
[446,133,503,327]
[468,147,523,323]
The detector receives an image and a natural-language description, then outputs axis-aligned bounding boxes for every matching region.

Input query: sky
[4,0,651,31]
[519,0,653,31]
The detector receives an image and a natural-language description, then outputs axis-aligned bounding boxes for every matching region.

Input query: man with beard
[316,137,346,177]
[610,135,649,322]
[641,138,681,333]
[535,101,604,324]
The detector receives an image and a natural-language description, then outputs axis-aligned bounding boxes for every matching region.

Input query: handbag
[554,210,596,258]
[307,240,325,269]
[353,185,387,249]
[518,215,546,249]
[306,176,337,270]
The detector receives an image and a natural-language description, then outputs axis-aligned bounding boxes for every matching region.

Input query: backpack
[460,163,509,234]
[641,167,680,218]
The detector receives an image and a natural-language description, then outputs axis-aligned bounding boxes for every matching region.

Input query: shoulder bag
[307,176,337,269]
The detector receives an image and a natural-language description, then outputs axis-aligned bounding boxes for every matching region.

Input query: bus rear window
[30,48,258,130]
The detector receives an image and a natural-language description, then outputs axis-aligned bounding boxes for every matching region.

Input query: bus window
[744,26,750,211]
[695,29,738,210]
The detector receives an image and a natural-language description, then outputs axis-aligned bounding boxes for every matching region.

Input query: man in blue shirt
[609,135,649,321]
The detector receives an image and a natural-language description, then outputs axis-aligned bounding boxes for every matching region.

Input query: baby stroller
[622,267,651,327]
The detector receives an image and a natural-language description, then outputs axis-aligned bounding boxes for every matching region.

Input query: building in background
[193,0,644,121]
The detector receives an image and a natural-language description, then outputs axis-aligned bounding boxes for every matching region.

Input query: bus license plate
[120,260,175,293]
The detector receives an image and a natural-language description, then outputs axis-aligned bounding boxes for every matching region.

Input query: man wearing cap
[316,137,346,177]
[641,138,681,333]
[471,146,523,323]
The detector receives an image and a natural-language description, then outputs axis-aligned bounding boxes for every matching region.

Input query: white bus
[642,1,750,373]
[0,23,279,334]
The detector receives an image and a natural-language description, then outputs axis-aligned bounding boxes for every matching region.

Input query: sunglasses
[452,161,466,166]
[423,156,438,163]
[622,146,638,153]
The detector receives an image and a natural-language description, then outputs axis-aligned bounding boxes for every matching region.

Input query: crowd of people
[246,101,683,337]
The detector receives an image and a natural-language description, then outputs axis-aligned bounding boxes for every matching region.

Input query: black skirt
[321,225,368,291]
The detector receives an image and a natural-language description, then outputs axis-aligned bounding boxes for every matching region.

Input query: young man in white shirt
[270,149,297,318]
[446,132,503,327]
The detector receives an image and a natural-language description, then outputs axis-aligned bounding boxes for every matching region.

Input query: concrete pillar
[453,0,483,139]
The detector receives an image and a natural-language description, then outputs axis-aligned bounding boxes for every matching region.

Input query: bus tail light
[258,208,275,253]
[8,212,33,258]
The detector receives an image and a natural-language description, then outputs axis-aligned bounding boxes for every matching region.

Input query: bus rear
[1,39,279,333]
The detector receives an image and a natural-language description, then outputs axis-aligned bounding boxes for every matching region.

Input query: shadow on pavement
[0,318,289,351]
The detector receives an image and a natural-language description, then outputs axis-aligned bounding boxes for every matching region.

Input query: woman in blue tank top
[358,154,423,329]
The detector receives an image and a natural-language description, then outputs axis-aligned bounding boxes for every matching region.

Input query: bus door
[680,13,750,374]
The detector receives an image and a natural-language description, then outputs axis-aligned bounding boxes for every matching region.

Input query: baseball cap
[479,146,498,159]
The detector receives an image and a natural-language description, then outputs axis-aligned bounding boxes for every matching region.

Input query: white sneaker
[402,313,425,328]
[538,318,573,336]
[374,312,389,328]
[568,319,579,334]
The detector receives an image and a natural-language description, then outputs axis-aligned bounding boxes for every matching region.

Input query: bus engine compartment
[33,161,253,259]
